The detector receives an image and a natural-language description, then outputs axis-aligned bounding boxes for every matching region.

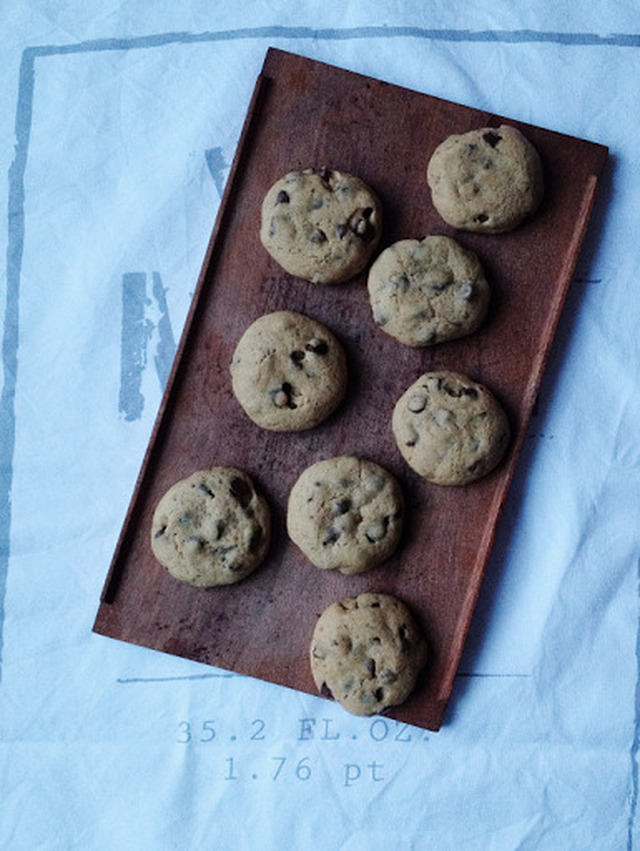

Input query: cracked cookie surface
[426,125,543,233]
[310,592,428,716]
[367,235,490,346]
[151,467,271,587]
[287,456,404,575]
[230,310,347,432]
[392,370,510,485]
[260,168,382,284]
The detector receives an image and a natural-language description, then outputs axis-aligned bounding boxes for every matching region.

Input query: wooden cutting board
[93,48,608,730]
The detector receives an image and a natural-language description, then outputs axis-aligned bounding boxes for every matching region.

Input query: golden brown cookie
[230,310,347,432]
[426,125,543,233]
[260,168,382,284]
[392,371,510,485]
[367,235,490,346]
[310,592,428,716]
[286,456,404,575]
[151,468,271,587]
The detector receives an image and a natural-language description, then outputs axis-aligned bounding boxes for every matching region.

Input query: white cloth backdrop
[1,4,639,849]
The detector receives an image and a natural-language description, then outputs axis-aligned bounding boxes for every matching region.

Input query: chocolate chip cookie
[426,125,544,233]
[286,456,404,575]
[367,235,490,346]
[260,168,382,284]
[392,371,510,485]
[151,467,271,587]
[230,310,347,432]
[310,592,428,716]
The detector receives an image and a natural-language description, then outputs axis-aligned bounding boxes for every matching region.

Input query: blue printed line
[151,272,177,393]
[119,273,151,421]
[456,672,531,678]
[118,272,177,421]
[117,673,234,684]
[1,49,36,686]
[628,558,640,848]
[204,147,230,198]
[12,27,640,60]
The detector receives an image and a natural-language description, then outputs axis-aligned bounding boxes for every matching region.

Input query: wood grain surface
[93,48,608,730]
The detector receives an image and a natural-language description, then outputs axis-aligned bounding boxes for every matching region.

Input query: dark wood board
[93,48,608,731]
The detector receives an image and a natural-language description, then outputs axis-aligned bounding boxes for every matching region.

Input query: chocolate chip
[223,548,245,570]
[398,624,411,649]
[154,525,167,539]
[229,476,252,508]
[290,349,305,367]
[320,682,334,699]
[271,388,288,407]
[443,383,478,399]
[349,210,374,240]
[458,282,475,301]
[364,658,376,677]
[317,166,332,183]
[336,223,348,239]
[309,228,327,244]
[332,498,351,515]
[365,518,389,543]
[283,385,297,408]
[323,527,340,545]
[197,483,215,498]
[483,131,502,148]
[275,189,290,204]
[305,338,328,355]
[475,213,489,224]
[407,393,427,413]
[217,545,237,559]
[391,273,411,293]
[270,382,297,409]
